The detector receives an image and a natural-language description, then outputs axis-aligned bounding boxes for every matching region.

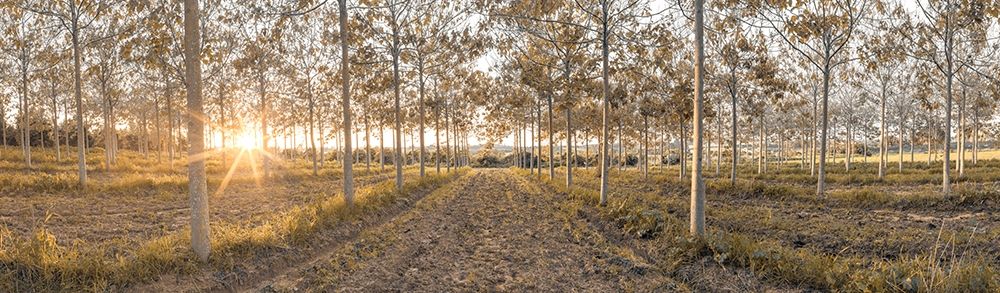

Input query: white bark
[183,0,210,262]
[338,0,354,205]
[690,0,706,236]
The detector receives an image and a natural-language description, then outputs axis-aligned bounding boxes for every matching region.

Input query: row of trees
[486,0,998,198]
[2,0,999,256]
[0,0,485,260]
[479,0,998,236]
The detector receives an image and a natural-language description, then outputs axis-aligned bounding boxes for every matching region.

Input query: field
[2,147,998,292]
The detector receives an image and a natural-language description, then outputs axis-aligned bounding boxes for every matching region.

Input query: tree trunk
[878,84,886,179]
[380,125,385,171]
[810,85,817,177]
[943,71,953,194]
[643,115,649,179]
[391,27,403,190]
[435,106,440,173]
[168,76,176,167]
[155,96,162,163]
[338,0,354,204]
[51,84,61,161]
[445,98,451,173]
[417,59,426,177]
[19,54,33,169]
[547,93,554,178]
[598,1,610,206]
[566,107,573,188]
[973,106,979,165]
[958,84,965,177]
[72,13,87,185]
[898,108,904,172]
[366,113,372,171]
[730,91,737,184]
[536,97,542,176]
[715,100,721,176]
[183,0,211,262]
[308,82,318,176]
[817,63,831,198]
[680,124,686,179]
[690,0,706,236]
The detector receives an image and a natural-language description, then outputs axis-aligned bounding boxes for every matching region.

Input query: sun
[235,132,257,150]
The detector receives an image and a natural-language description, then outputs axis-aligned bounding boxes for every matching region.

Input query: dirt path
[266,169,676,292]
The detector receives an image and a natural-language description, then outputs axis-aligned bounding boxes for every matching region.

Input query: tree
[1,7,45,169]
[26,0,118,186]
[906,0,996,194]
[858,3,907,179]
[758,0,870,198]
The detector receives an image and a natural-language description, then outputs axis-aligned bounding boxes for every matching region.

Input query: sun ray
[187,148,224,165]
[214,148,247,197]
[247,148,262,188]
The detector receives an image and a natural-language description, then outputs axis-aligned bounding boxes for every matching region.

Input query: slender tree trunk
[715,100,721,176]
[308,84,318,176]
[380,125,385,171]
[417,59,426,177]
[566,108,573,188]
[958,84,965,177]
[898,109,904,172]
[730,92,737,184]
[183,0,210,262]
[910,122,915,163]
[879,84,886,179]
[690,0,706,236]
[435,107,440,173]
[943,71,953,194]
[928,115,933,166]
[168,77,176,167]
[973,107,979,165]
[445,98,451,173]
[366,113,372,171]
[536,98,542,176]
[72,14,87,185]
[817,63,831,198]
[810,85,817,177]
[155,96,162,163]
[846,121,851,171]
[598,1,610,206]
[338,0,354,204]
[391,28,403,190]
[680,124,686,179]
[643,115,649,178]
[51,86,61,161]
[19,55,33,169]
[547,93,554,178]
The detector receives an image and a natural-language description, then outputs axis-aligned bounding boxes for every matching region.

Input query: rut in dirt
[276,169,660,292]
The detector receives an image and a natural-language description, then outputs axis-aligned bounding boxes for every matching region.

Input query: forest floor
[2,148,999,292]
[203,168,810,293]
[261,169,685,292]
[0,150,405,248]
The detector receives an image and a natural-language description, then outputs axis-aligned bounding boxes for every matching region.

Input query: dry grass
[518,166,1000,292]
[0,147,467,291]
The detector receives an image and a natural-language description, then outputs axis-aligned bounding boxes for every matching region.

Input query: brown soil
[263,169,683,292]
